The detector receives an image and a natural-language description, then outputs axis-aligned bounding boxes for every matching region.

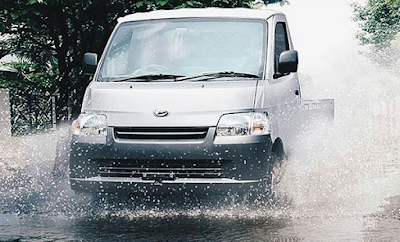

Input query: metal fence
[9,89,56,136]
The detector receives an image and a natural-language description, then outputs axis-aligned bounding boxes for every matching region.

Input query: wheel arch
[271,137,285,160]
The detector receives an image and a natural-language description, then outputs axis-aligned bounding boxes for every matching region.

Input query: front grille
[114,127,209,141]
[98,160,226,179]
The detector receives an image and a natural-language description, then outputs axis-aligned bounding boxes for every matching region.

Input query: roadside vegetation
[353,0,400,74]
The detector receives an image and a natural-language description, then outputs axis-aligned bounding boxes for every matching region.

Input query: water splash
[270,0,400,221]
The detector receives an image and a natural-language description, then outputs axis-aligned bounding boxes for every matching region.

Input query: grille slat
[99,167,222,171]
[97,160,226,179]
[100,171,221,176]
[115,131,207,136]
[114,127,209,140]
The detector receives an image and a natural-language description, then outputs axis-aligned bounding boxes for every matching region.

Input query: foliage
[0,0,285,121]
[0,46,8,59]
[353,0,400,48]
[9,88,55,136]
[353,0,400,70]
[0,61,58,92]
[0,60,57,135]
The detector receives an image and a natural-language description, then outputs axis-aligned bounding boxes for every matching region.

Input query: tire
[267,152,286,197]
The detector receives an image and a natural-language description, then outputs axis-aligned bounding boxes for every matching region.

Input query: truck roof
[118,8,282,23]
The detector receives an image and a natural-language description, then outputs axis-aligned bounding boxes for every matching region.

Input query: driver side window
[274,22,290,75]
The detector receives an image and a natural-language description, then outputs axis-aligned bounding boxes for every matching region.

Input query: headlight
[72,113,107,136]
[216,112,271,136]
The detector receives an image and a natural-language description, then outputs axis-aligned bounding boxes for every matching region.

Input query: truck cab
[62,8,334,196]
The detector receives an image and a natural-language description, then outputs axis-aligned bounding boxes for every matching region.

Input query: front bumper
[69,127,273,195]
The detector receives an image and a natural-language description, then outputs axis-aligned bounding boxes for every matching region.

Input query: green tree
[0,61,57,92]
[353,0,400,70]
[0,0,284,122]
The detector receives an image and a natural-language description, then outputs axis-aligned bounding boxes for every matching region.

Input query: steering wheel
[132,64,170,76]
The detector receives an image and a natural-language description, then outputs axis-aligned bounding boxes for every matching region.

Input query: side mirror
[83,53,98,75]
[278,50,298,74]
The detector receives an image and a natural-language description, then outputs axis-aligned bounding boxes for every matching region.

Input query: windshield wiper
[105,74,185,82]
[175,71,260,82]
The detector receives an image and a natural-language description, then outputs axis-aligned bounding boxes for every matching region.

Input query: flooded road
[1,157,400,242]
[2,0,400,241]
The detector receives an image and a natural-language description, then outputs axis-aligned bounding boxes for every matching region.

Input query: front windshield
[99,18,266,81]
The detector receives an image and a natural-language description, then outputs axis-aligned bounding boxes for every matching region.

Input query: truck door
[260,15,301,153]
[265,16,301,106]
[260,15,334,155]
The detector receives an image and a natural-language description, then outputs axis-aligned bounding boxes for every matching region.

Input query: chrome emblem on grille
[153,108,169,117]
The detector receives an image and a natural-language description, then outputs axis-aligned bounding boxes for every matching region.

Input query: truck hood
[83,81,257,127]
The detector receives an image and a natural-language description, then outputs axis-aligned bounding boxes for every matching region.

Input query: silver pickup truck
[56,8,334,197]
